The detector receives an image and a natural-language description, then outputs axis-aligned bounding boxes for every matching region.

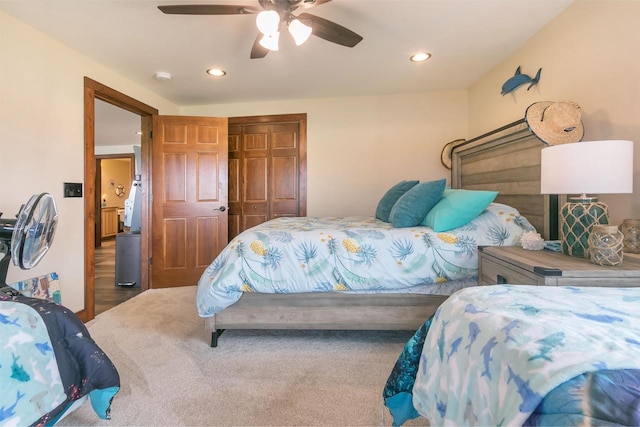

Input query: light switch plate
[63,182,83,198]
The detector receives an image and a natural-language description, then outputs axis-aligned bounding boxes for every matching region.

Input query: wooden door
[270,122,302,218]
[239,124,270,231]
[227,125,242,238]
[228,114,307,240]
[151,115,228,288]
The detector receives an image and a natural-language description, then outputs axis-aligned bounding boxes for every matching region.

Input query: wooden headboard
[450,119,558,240]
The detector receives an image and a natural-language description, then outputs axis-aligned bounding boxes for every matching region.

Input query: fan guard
[0,193,58,287]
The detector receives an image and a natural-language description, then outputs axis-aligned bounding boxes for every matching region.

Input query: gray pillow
[375,180,419,222]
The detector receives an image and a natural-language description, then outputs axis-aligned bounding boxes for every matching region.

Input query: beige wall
[181,91,468,217]
[0,10,180,311]
[467,1,640,226]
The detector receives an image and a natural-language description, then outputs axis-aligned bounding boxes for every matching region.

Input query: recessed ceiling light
[206,68,227,77]
[410,52,431,62]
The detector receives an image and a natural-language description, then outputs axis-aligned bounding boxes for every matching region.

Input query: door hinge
[149,257,153,265]
[149,130,153,139]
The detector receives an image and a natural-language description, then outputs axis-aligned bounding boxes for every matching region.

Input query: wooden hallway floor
[95,238,141,315]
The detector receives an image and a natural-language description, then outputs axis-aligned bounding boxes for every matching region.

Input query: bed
[0,286,119,425]
[198,119,557,347]
[383,284,640,426]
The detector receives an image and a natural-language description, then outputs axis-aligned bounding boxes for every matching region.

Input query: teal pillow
[389,179,446,228]
[422,188,498,231]
[375,180,419,222]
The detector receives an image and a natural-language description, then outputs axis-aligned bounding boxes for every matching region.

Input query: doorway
[95,155,135,247]
[81,77,157,322]
[94,153,139,315]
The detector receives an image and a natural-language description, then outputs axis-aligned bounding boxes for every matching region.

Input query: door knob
[214,206,227,212]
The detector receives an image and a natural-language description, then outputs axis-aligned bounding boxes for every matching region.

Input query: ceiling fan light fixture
[288,18,312,46]
[259,32,280,51]
[256,10,280,35]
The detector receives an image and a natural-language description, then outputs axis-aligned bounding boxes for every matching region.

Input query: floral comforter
[384,285,640,426]
[196,203,530,317]
[0,288,119,426]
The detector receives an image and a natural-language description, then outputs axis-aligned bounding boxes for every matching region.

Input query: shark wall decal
[501,66,542,95]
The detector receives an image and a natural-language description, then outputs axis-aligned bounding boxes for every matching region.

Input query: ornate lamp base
[560,197,609,258]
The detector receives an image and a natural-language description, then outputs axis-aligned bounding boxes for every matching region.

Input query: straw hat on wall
[525,101,584,145]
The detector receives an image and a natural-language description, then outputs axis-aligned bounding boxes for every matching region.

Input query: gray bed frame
[206,119,556,346]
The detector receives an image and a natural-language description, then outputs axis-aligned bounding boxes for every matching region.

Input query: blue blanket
[384,285,640,426]
[0,288,119,425]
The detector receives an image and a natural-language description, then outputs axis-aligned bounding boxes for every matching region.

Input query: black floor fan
[0,193,58,292]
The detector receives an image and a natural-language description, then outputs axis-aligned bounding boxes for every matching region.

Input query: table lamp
[540,140,634,258]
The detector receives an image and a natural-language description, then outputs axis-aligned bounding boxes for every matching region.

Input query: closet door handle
[214,206,227,212]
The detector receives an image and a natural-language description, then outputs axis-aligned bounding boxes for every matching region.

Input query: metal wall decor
[440,139,466,169]
[501,66,542,95]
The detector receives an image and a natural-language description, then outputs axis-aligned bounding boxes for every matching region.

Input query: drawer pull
[496,274,507,284]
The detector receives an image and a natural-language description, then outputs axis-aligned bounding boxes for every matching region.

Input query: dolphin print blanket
[384,285,640,426]
[0,288,119,426]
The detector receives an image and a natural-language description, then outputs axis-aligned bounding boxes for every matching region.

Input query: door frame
[81,77,157,322]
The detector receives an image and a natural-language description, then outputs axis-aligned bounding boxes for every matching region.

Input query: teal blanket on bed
[409,285,640,426]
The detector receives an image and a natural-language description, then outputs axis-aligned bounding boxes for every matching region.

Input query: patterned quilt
[196,204,531,317]
[0,288,119,426]
[384,285,640,426]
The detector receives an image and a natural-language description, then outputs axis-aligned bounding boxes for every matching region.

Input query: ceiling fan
[158,0,363,59]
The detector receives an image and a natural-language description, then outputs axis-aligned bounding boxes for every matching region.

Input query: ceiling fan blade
[297,12,362,47]
[300,0,332,9]
[158,4,259,15]
[250,33,270,59]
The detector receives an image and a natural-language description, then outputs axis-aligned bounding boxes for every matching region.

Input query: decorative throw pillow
[389,179,447,228]
[375,180,419,222]
[421,188,498,232]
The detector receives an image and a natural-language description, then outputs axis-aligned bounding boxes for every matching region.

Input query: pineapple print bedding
[196,203,530,317]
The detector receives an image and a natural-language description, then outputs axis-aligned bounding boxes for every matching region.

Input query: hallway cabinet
[101,207,118,238]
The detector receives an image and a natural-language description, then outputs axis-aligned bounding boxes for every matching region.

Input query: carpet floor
[57,286,425,426]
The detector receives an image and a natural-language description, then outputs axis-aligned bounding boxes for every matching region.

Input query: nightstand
[479,245,640,287]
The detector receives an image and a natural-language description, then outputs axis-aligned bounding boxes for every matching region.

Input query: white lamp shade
[256,10,280,35]
[259,32,280,51]
[288,18,312,45]
[541,140,634,195]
